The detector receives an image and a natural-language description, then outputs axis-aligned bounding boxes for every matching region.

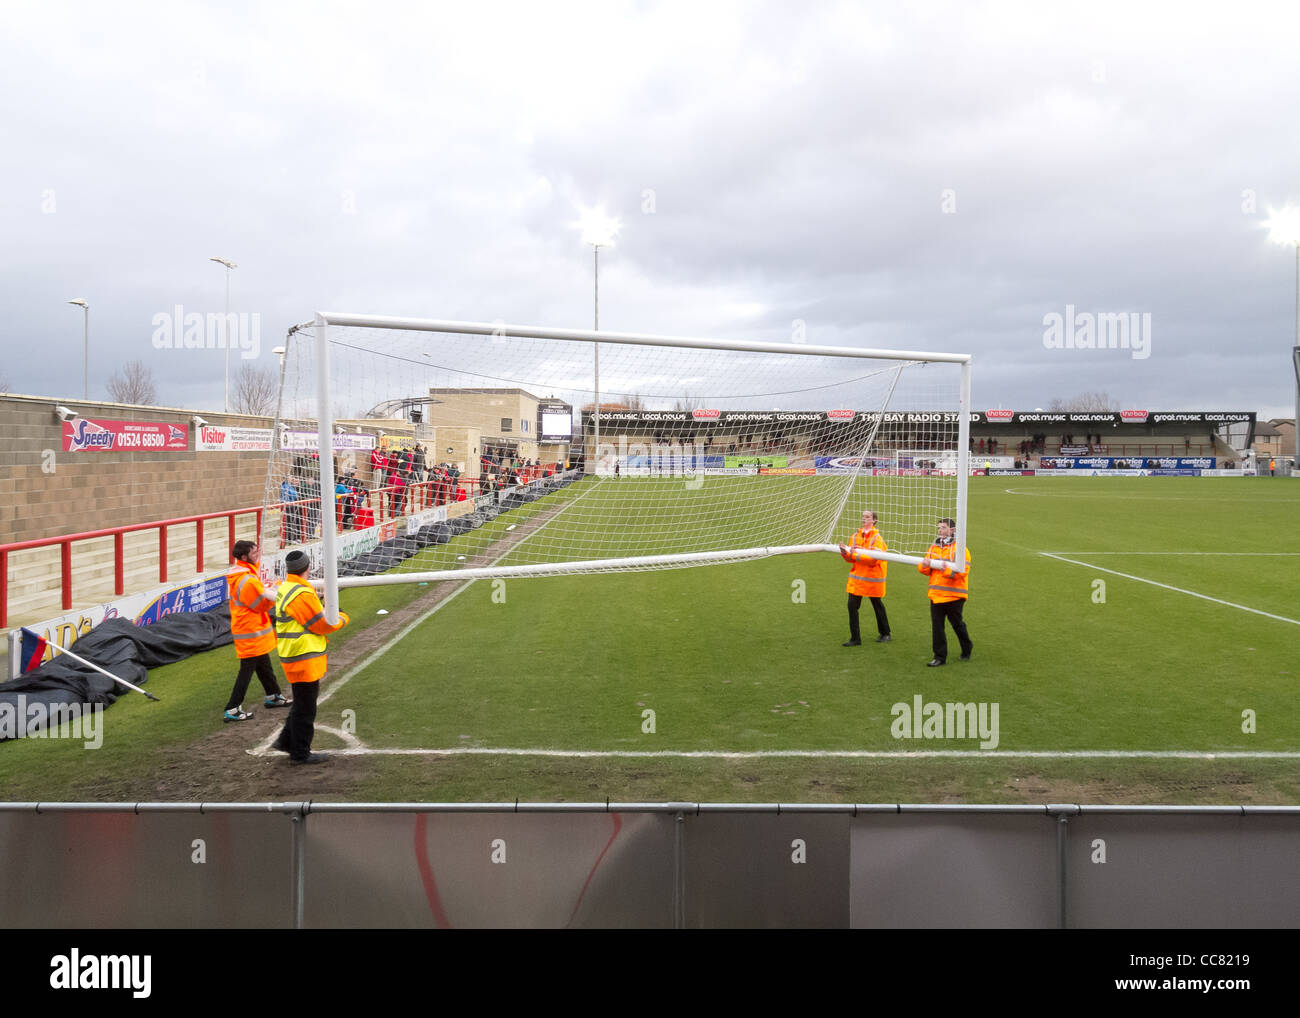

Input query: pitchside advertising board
[975,411,1254,425]
[1040,457,1216,469]
[62,419,188,452]
[195,425,273,452]
[283,431,376,451]
[11,574,229,677]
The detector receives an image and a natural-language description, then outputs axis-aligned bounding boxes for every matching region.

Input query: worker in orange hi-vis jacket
[271,550,350,765]
[223,540,290,722]
[838,509,891,646]
[917,518,973,667]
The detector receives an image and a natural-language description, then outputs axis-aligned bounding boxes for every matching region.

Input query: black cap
[285,551,311,575]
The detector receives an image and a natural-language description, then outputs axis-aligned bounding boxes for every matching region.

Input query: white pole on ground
[315,313,340,624]
[23,628,160,700]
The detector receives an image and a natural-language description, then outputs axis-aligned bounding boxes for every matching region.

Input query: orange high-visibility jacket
[843,527,887,597]
[918,541,972,603]
[227,561,276,659]
[274,580,349,684]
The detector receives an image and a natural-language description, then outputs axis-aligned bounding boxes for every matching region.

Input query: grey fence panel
[303,810,676,928]
[684,813,850,928]
[0,811,293,928]
[850,813,1058,928]
[1067,814,1300,928]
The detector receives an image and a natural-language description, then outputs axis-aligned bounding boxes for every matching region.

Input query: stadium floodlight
[573,207,622,475]
[54,404,78,422]
[66,299,89,400]
[1264,206,1300,473]
[210,257,238,412]
[263,313,972,625]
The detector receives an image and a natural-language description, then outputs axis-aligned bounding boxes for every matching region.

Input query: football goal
[261,314,971,622]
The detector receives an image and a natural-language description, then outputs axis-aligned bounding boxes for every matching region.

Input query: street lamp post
[1264,208,1300,474]
[66,299,89,399]
[210,257,238,412]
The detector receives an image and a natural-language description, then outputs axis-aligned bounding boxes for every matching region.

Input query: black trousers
[847,594,890,640]
[930,599,972,662]
[275,680,319,761]
[225,654,282,711]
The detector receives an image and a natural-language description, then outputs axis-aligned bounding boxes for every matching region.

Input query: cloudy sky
[3,0,1299,418]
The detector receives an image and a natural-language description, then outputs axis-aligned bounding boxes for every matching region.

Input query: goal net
[261,315,970,617]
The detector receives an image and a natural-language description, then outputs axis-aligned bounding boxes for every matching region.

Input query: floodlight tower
[575,208,621,474]
[1264,207,1300,474]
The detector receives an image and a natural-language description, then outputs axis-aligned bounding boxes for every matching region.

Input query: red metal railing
[2,464,565,627]
[0,507,264,628]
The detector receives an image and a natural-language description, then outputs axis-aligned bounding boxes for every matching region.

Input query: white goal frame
[304,313,972,622]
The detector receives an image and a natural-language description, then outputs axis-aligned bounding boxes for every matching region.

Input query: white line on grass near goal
[251,478,612,757]
[311,747,1300,760]
[1040,552,1300,626]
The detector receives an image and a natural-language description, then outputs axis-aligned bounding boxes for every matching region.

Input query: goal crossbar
[316,313,972,365]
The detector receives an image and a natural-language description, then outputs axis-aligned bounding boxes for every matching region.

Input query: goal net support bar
[323,544,955,591]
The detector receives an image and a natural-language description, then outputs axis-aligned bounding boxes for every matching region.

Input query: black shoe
[842,639,861,647]
[876,634,892,643]
[926,659,945,667]
[960,643,973,661]
[289,752,328,765]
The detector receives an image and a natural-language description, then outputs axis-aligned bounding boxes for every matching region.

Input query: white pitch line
[1040,552,1300,626]
[300,747,1300,760]
[1045,551,1300,556]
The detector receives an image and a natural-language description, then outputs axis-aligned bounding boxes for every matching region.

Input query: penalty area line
[309,747,1300,760]
[1040,552,1300,626]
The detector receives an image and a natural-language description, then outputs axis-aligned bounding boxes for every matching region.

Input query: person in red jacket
[838,509,891,646]
[917,518,972,667]
[223,541,290,721]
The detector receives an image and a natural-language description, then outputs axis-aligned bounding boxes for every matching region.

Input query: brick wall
[0,395,276,544]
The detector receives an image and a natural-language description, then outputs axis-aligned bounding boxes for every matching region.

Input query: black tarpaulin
[1,608,232,739]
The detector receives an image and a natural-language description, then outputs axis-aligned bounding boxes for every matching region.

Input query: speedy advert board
[62,419,189,452]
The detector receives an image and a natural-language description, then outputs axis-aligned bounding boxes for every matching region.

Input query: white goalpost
[262,313,972,623]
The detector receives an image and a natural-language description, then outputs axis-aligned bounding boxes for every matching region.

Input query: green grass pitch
[2,476,1297,803]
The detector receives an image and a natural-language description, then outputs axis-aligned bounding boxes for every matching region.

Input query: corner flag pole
[20,628,161,701]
